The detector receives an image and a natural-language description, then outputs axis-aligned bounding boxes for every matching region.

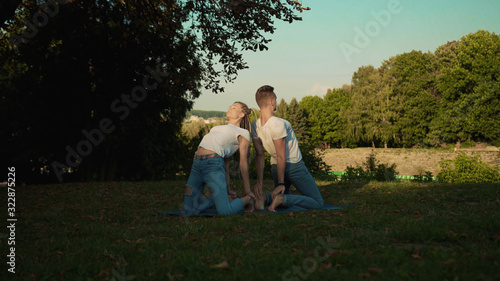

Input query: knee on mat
[183,202,199,214]
[313,200,324,209]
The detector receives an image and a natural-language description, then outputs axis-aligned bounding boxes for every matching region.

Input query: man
[251,85,324,212]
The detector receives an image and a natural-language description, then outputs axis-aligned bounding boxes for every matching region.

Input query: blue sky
[192,0,500,111]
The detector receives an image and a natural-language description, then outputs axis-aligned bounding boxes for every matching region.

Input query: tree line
[184,30,500,182]
[298,30,500,149]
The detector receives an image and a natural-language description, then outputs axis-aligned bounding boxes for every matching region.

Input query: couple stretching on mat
[183,85,324,216]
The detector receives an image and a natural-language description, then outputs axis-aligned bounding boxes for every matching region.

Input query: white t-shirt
[251,116,302,164]
[199,124,251,158]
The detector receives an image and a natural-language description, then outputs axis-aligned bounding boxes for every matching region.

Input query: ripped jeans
[184,155,244,216]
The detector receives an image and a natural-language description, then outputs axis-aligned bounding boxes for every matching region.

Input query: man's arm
[272,137,287,198]
[252,137,265,199]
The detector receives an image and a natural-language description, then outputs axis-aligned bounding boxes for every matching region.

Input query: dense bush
[438,152,500,183]
[341,152,398,183]
[340,166,369,183]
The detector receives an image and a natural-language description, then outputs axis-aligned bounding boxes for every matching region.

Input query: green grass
[2,180,499,280]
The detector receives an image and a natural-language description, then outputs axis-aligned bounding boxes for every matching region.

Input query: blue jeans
[266,161,324,209]
[184,155,244,216]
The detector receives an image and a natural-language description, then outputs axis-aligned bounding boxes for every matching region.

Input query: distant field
[188,110,226,119]
[323,146,500,176]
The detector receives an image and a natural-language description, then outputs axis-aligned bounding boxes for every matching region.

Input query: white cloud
[307,83,331,96]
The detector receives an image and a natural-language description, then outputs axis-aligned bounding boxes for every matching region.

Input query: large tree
[300,88,350,148]
[435,30,500,144]
[275,98,289,121]
[381,50,438,147]
[286,98,308,144]
[299,95,323,145]
[0,0,308,183]
[275,97,308,144]
[346,65,395,148]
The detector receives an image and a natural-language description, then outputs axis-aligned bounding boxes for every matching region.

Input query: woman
[183,102,255,216]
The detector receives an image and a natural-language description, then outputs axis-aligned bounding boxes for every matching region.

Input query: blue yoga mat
[155,203,344,217]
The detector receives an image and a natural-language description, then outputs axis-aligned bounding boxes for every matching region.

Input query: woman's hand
[227,189,237,201]
[272,185,285,199]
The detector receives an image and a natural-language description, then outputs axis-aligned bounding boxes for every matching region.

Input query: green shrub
[364,152,398,182]
[340,165,370,183]
[460,141,477,149]
[438,152,500,183]
[412,171,434,182]
[491,140,500,147]
[374,163,398,182]
[341,152,398,183]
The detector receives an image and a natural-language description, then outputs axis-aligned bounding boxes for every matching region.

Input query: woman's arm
[224,157,236,200]
[238,136,252,196]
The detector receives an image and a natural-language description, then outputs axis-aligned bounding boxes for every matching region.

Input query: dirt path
[322,146,500,176]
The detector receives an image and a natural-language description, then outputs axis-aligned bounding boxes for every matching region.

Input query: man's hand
[253,183,264,199]
[245,192,256,199]
[272,185,285,199]
[252,183,266,210]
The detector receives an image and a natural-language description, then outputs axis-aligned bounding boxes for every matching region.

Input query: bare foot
[268,194,284,212]
[255,197,265,210]
[244,196,255,213]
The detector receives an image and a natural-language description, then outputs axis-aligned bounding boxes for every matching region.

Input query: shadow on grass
[4,181,499,280]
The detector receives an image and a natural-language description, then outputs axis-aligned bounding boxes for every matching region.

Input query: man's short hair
[255,85,276,108]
